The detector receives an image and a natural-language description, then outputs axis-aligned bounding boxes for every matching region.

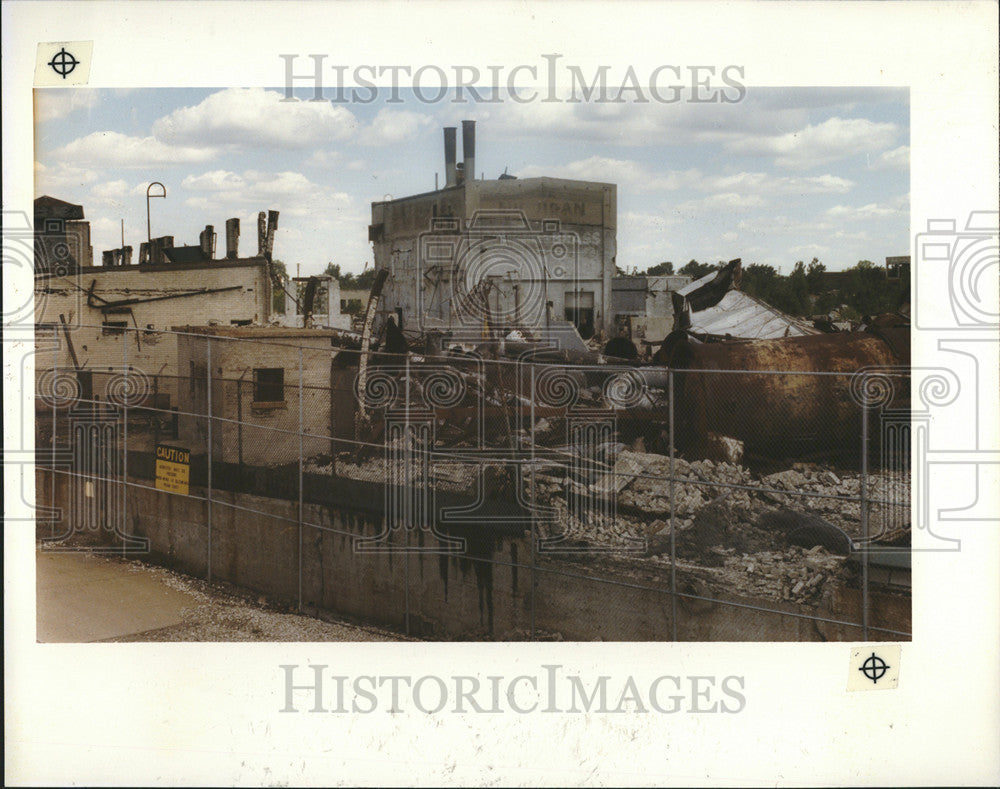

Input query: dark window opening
[230,319,253,326]
[76,370,94,402]
[102,321,127,335]
[565,307,595,340]
[253,368,284,403]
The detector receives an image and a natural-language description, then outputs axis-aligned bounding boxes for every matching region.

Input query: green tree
[679,259,714,278]
[805,258,826,294]
[353,268,376,291]
[646,261,674,276]
[787,260,810,315]
[321,262,377,292]
[271,259,288,313]
[846,260,894,316]
[740,263,779,301]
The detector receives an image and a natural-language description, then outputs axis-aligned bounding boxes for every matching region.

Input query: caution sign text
[155,445,190,495]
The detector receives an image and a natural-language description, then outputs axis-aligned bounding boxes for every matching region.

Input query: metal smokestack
[444,127,457,187]
[462,120,476,184]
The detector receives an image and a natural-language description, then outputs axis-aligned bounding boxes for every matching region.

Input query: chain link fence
[35,325,912,641]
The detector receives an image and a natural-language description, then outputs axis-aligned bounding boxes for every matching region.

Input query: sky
[33,86,909,276]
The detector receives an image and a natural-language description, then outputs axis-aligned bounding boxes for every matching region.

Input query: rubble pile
[647,543,850,606]
[755,465,910,539]
[519,447,910,606]
[319,438,908,607]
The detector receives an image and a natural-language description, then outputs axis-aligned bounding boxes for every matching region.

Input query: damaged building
[610,272,693,354]
[33,138,912,643]
[276,275,352,331]
[32,204,321,437]
[175,325,342,467]
[34,195,95,274]
[35,204,282,377]
[369,121,617,343]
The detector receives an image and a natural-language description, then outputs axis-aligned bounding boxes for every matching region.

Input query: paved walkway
[36,548,407,642]
[37,550,199,642]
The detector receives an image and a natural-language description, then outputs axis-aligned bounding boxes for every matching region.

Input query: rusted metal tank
[662,328,909,463]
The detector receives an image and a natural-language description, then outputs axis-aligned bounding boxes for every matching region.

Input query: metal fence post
[120,329,126,556]
[669,369,677,642]
[51,326,58,537]
[530,363,537,641]
[861,373,870,641]
[236,377,243,471]
[403,353,411,636]
[153,374,160,451]
[298,347,304,613]
[206,336,213,583]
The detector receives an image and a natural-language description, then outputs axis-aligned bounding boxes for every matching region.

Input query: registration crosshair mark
[48,47,78,79]
[859,652,890,684]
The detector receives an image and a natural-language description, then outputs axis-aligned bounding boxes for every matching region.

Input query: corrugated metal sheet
[687,290,818,339]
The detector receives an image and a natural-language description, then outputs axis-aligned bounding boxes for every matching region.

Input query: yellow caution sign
[155,444,190,495]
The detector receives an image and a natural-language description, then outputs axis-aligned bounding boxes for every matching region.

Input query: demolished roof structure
[672,258,818,340]
[687,290,818,339]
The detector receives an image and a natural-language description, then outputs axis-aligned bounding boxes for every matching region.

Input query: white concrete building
[175,326,339,468]
[369,122,617,340]
[34,203,279,416]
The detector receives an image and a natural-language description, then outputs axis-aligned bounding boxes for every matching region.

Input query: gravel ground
[97,555,414,642]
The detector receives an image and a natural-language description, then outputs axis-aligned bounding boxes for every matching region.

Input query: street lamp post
[146,182,167,243]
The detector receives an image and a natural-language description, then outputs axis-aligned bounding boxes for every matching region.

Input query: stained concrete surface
[37,550,198,642]
[35,548,408,642]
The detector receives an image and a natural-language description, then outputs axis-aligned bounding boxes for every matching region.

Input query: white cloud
[362,108,434,145]
[790,243,831,256]
[826,202,903,220]
[88,179,132,205]
[724,117,900,168]
[519,157,700,192]
[34,161,98,195]
[870,145,909,170]
[701,172,854,195]
[49,131,216,167]
[516,158,853,199]
[34,90,99,124]
[678,193,766,211]
[152,88,358,149]
[181,170,247,192]
[181,168,354,218]
[305,150,342,169]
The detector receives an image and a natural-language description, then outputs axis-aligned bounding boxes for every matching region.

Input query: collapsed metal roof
[687,289,818,339]
[672,258,818,340]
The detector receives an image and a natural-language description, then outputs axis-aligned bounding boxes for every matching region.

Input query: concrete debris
[512,445,909,607]
[590,451,646,495]
[818,470,841,486]
[703,432,745,465]
[763,469,809,490]
[322,436,906,609]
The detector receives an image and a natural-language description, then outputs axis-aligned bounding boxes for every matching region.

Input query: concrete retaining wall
[36,467,908,641]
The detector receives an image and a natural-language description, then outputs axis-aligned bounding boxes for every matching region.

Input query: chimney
[225,218,240,259]
[265,210,279,260]
[443,127,457,187]
[257,211,267,257]
[199,224,215,259]
[462,120,476,185]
